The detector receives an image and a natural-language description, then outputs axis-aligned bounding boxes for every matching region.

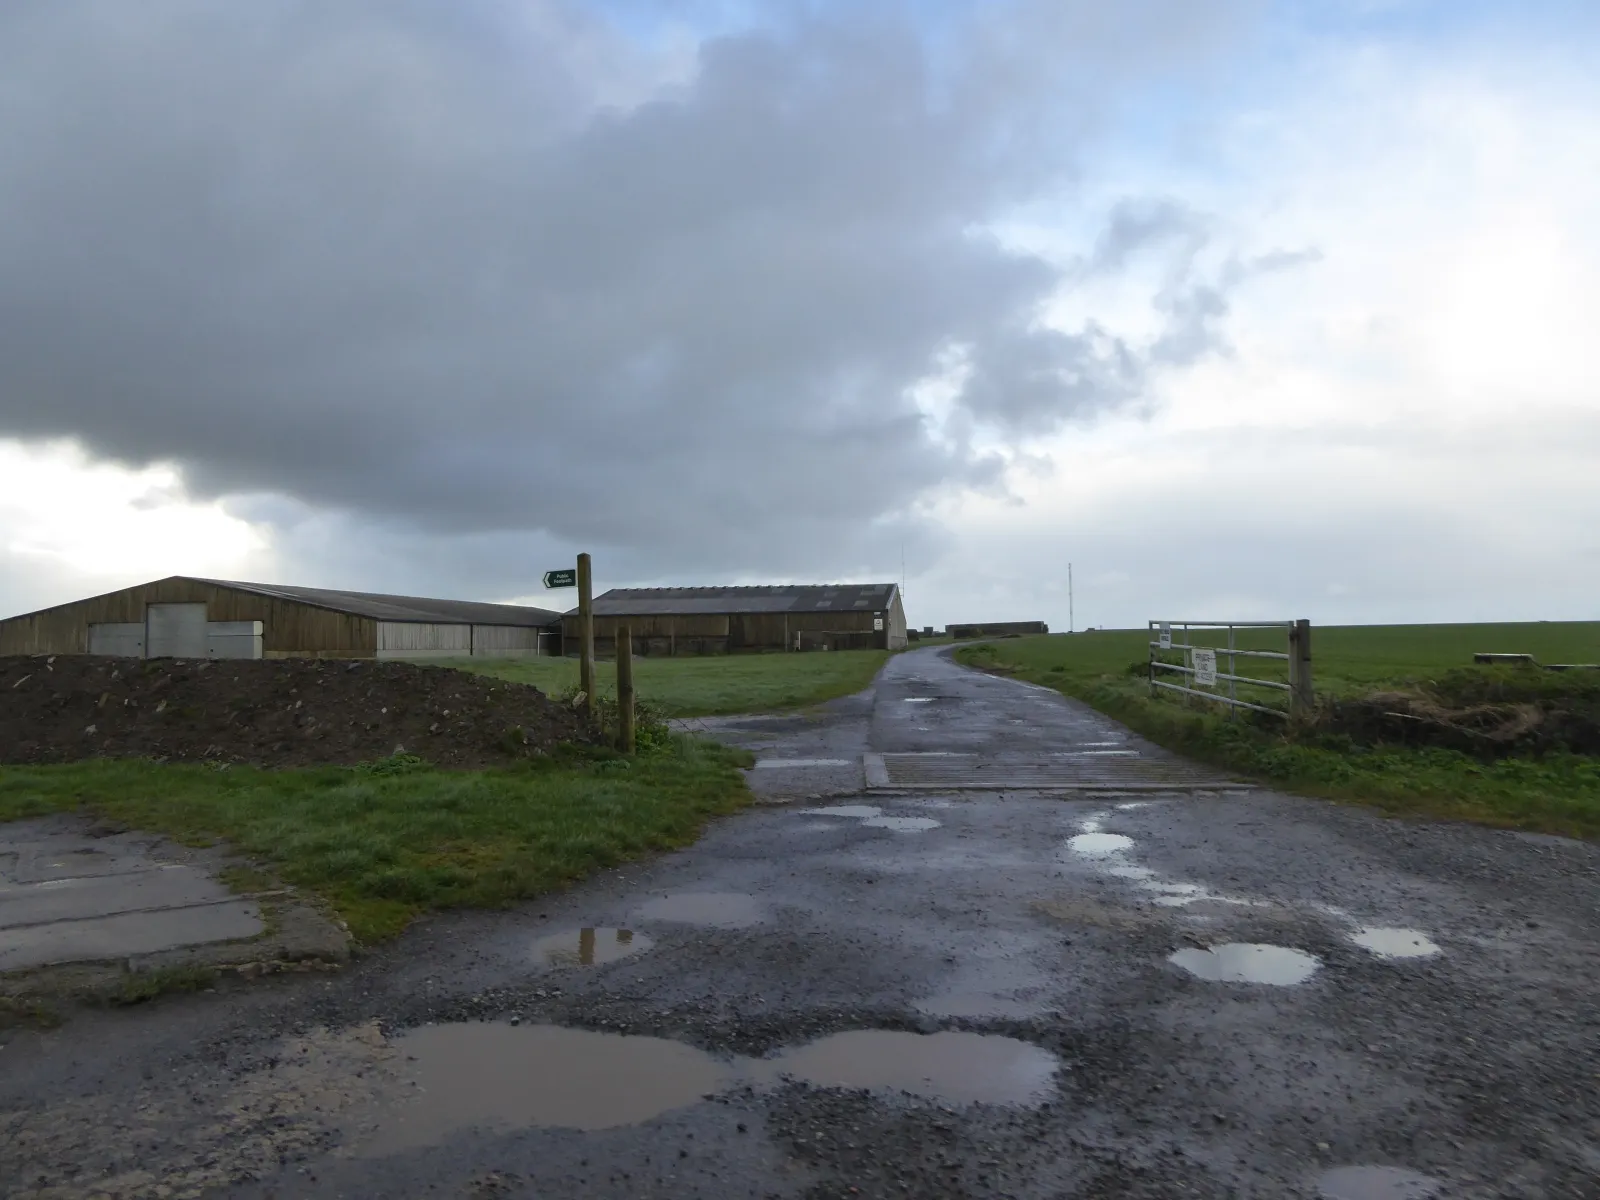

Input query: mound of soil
[0,655,599,769]
[1318,668,1600,758]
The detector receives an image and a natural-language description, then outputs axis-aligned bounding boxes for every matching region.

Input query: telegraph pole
[1068,562,1074,633]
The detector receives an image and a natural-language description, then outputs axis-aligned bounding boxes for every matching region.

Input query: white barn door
[145,603,208,658]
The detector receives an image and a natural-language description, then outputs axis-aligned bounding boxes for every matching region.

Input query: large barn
[0,577,562,660]
[566,584,908,656]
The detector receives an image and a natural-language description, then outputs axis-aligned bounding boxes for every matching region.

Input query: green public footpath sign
[542,568,577,589]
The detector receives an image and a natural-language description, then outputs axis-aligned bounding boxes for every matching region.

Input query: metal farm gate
[1148,619,1314,718]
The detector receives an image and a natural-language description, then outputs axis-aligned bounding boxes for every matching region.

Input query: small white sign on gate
[1158,622,1172,650]
[1192,647,1218,687]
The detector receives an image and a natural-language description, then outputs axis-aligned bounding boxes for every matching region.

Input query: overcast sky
[1,0,1596,631]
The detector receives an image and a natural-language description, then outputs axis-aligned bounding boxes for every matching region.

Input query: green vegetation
[958,622,1600,838]
[439,649,891,717]
[109,964,219,1007]
[0,737,753,943]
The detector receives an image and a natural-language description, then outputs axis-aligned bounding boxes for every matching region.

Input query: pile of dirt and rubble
[1317,667,1600,759]
[0,655,600,769]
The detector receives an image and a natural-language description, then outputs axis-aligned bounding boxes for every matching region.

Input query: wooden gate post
[1289,618,1314,716]
[616,622,635,754]
[577,552,596,724]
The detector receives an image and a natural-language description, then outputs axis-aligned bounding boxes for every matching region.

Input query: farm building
[0,577,562,660]
[567,584,908,656]
[947,620,1050,639]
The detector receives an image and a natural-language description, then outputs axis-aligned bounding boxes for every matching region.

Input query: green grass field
[986,621,1599,698]
[0,738,752,944]
[959,622,1600,838]
[436,649,890,717]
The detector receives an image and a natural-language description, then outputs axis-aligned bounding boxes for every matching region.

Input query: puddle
[1351,928,1441,959]
[863,816,940,832]
[355,1023,731,1152]
[800,805,938,832]
[636,893,763,928]
[753,758,853,769]
[1144,882,1204,897]
[1169,943,1321,985]
[801,805,882,819]
[1108,865,1156,880]
[1316,1165,1444,1199]
[903,697,935,703]
[1067,833,1133,855]
[762,1030,1058,1106]
[531,927,653,967]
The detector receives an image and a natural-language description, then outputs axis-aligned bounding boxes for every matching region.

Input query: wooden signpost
[576,553,595,724]
[545,554,596,727]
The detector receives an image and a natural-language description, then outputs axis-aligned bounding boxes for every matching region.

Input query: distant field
[435,649,891,718]
[977,621,1600,698]
[958,622,1600,839]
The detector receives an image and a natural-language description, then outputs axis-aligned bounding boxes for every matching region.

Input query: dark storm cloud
[0,0,1252,578]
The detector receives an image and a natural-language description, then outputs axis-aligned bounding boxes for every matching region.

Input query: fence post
[616,622,636,754]
[1289,619,1314,716]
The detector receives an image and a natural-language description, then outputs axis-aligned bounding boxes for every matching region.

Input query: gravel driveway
[2,646,1596,1199]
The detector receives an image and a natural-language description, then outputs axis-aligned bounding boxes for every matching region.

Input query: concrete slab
[0,900,264,972]
[0,865,231,928]
[0,815,352,990]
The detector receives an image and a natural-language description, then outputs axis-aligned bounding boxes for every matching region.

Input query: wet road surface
[3,646,1598,1198]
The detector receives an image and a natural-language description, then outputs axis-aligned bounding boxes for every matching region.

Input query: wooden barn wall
[0,579,377,657]
[558,607,898,656]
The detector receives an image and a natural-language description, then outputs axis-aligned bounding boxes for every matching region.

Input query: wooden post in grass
[1289,618,1314,717]
[577,552,596,725]
[616,622,636,753]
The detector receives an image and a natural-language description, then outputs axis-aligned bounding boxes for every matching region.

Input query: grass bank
[958,625,1600,839]
[0,737,752,943]
[440,649,891,718]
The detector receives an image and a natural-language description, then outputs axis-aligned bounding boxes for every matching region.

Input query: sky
[0,0,1596,632]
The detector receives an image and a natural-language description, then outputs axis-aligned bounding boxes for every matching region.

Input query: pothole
[636,892,764,928]
[531,927,653,967]
[1316,1165,1444,1199]
[1169,943,1321,985]
[1067,832,1133,855]
[759,1030,1058,1106]
[351,1023,729,1151]
[349,1024,1058,1152]
[1351,928,1441,959]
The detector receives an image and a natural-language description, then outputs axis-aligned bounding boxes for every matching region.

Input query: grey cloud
[0,0,1250,587]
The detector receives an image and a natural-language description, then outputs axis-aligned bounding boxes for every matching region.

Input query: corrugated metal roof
[587,584,898,617]
[195,579,562,627]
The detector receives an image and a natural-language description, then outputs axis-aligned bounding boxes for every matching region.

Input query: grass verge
[958,633,1600,839]
[438,649,891,718]
[0,737,753,943]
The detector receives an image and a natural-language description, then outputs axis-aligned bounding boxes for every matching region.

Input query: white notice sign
[873,617,885,631]
[1158,622,1172,650]
[1192,648,1218,687]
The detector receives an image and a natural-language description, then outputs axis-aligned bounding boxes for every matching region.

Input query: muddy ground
[0,655,594,768]
[1,647,1596,1199]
